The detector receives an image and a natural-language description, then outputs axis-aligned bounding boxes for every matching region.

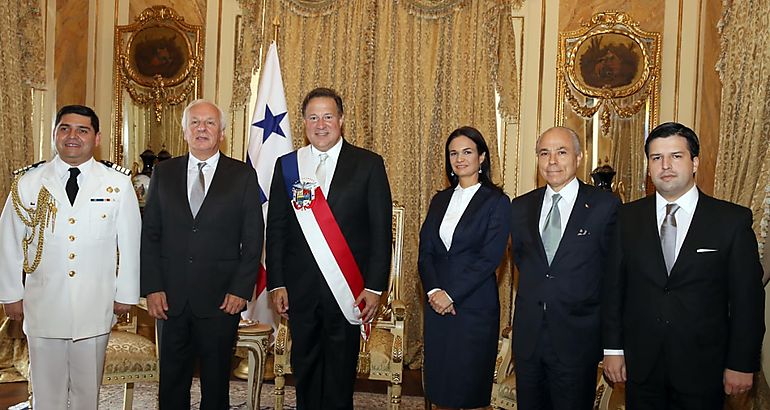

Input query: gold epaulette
[99,160,132,176]
[12,161,46,176]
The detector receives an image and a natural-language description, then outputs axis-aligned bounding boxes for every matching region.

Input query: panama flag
[242,41,293,328]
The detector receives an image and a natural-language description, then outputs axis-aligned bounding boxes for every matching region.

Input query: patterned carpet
[99,380,427,409]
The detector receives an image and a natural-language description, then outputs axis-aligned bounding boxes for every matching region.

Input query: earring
[478,169,482,174]
[450,171,455,177]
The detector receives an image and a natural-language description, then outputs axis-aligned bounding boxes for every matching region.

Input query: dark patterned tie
[661,203,680,274]
[66,167,80,205]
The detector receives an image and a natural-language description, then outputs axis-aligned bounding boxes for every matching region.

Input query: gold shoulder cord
[10,174,57,273]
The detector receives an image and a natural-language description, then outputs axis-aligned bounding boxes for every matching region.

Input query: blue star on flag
[253,106,287,142]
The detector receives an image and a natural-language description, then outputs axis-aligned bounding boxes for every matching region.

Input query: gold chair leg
[122,382,135,410]
[274,373,285,410]
[388,383,402,409]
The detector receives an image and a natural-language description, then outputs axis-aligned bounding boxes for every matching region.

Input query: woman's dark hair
[444,126,503,193]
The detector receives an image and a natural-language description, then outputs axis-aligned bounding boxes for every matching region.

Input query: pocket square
[696,248,718,253]
[577,229,591,236]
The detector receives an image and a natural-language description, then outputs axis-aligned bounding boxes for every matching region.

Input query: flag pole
[273,16,280,43]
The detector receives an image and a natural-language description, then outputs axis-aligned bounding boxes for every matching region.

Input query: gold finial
[273,16,280,42]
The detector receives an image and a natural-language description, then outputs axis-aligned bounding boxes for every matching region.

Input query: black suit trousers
[515,318,597,410]
[158,303,240,410]
[289,288,361,410]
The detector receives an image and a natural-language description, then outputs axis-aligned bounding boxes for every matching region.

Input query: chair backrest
[376,204,405,325]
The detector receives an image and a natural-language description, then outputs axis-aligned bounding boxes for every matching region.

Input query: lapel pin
[584,203,589,208]
[106,187,113,193]
[114,187,120,193]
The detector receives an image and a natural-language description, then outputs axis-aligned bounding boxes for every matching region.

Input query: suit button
[192,227,198,233]
[68,270,76,277]
[189,257,193,263]
[665,320,671,325]
[68,218,76,224]
[545,274,552,279]
[656,317,662,323]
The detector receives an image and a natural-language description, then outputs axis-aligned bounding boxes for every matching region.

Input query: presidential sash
[280,147,371,340]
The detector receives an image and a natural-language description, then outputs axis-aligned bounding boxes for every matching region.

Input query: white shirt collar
[310,137,344,162]
[454,182,482,194]
[656,184,699,214]
[188,151,221,170]
[53,155,95,178]
[545,177,579,203]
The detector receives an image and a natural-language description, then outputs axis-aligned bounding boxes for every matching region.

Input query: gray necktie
[661,203,680,274]
[190,162,206,217]
[316,153,329,192]
[542,193,562,265]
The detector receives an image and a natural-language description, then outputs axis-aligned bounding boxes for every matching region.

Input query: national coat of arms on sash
[291,179,317,210]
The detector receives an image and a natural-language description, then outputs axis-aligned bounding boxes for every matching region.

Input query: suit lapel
[638,195,669,284]
[550,182,592,266]
[196,154,231,219]
[326,141,351,209]
[430,189,453,251]
[170,155,195,220]
[669,190,709,278]
[528,188,548,264]
[449,186,492,252]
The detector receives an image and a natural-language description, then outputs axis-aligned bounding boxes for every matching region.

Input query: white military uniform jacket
[0,156,140,340]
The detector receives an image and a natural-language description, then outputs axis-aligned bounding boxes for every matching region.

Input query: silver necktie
[542,193,562,265]
[316,153,329,192]
[190,162,206,217]
[661,203,680,274]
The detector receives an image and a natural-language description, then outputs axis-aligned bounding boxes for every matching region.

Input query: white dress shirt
[428,182,482,299]
[187,151,220,201]
[539,177,580,238]
[310,137,343,195]
[604,184,700,356]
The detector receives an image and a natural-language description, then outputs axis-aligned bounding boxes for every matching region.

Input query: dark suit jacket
[511,181,620,366]
[418,185,510,406]
[602,191,765,393]
[266,140,392,312]
[140,154,263,318]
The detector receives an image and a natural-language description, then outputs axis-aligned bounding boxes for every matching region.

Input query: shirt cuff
[268,287,286,292]
[603,349,624,355]
[365,288,382,296]
[427,288,441,296]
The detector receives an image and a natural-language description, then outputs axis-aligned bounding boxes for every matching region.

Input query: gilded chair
[102,299,159,410]
[490,327,516,409]
[273,204,407,409]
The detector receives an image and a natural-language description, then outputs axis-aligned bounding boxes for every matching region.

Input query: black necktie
[66,167,81,205]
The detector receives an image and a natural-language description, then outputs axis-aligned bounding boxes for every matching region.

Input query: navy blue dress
[418,185,511,408]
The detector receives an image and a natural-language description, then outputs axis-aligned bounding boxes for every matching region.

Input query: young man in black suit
[267,87,392,409]
[141,99,263,409]
[602,122,765,409]
[511,126,620,410]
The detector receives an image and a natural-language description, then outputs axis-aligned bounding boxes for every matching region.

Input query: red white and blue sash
[280,147,371,340]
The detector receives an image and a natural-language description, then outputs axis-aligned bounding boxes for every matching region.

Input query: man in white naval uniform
[0,105,141,409]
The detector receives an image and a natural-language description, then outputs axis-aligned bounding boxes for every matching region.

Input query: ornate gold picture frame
[112,6,204,166]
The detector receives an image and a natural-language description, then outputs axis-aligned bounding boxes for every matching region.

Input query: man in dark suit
[602,122,765,409]
[141,99,263,409]
[267,87,392,409]
[511,126,620,410]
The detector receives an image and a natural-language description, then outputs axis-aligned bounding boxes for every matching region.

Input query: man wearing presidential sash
[267,87,392,409]
[0,105,140,409]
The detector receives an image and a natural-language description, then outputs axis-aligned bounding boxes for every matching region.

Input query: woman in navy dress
[419,126,510,409]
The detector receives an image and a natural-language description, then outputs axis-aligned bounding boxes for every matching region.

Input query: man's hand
[219,294,247,315]
[3,301,23,321]
[146,291,169,320]
[724,369,753,395]
[113,302,132,315]
[271,288,289,319]
[428,290,455,316]
[355,290,381,323]
[603,355,627,383]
